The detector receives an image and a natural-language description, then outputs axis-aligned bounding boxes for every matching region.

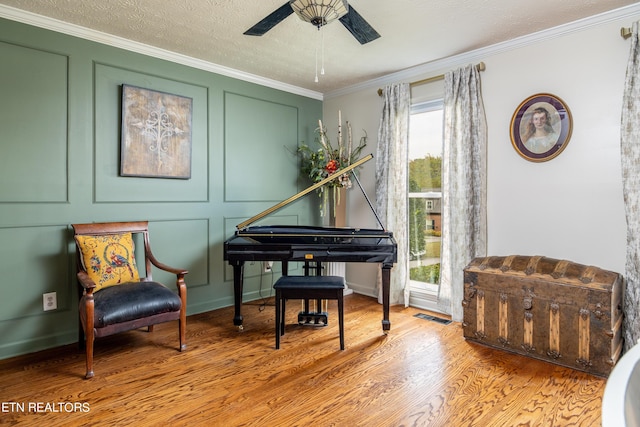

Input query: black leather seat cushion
[273,275,345,290]
[93,281,181,328]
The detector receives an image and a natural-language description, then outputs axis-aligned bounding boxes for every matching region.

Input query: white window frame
[408,99,444,313]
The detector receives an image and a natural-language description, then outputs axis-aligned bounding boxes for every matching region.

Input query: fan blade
[244,2,294,36]
[339,5,380,45]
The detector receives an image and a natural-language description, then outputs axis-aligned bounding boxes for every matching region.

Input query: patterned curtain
[437,65,487,321]
[621,21,640,352]
[376,83,410,306]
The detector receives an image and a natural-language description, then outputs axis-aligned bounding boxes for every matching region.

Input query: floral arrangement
[297,111,367,216]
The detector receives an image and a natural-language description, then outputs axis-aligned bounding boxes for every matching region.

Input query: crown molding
[3,3,640,102]
[324,2,640,99]
[0,4,324,101]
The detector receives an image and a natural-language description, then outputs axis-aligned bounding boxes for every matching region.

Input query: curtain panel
[376,83,410,306]
[438,64,488,321]
[621,21,640,352]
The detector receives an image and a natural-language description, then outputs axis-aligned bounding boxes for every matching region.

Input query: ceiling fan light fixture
[290,0,349,28]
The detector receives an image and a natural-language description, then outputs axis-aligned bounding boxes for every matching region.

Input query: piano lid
[235,153,382,230]
[235,225,393,239]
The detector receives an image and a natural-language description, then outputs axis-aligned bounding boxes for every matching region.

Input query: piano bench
[273,275,345,350]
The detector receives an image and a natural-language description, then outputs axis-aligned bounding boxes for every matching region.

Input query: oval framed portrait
[510,93,573,162]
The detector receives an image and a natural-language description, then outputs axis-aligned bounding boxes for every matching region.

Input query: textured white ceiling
[0,0,637,95]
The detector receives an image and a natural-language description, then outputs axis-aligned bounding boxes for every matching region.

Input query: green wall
[0,18,322,359]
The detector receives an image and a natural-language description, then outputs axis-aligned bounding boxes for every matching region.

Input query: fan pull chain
[315,27,319,83]
[321,28,325,76]
[314,26,327,82]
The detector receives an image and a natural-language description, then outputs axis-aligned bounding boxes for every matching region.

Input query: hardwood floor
[0,293,605,426]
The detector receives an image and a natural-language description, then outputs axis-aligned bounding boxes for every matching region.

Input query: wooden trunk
[462,255,624,377]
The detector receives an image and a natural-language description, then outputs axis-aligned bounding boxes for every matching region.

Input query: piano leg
[231,261,244,331]
[381,265,392,333]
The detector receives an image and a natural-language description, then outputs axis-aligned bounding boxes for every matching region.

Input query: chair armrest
[77,271,97,293]
[146,249,189,276]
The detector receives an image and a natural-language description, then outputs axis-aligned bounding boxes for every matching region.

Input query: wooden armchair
[72,221,188,379]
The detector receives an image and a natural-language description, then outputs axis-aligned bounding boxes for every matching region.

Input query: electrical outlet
[263,261,273,273]
[43,292,57,311]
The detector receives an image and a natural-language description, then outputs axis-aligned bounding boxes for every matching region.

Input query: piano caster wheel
[237,325,244,332]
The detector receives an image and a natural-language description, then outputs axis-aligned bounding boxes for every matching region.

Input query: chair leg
[179,309,187,351]
[281,297,286,336]
[275,290,281,349]
[83,296,95,379]
[178,279,187,351]
[338,292,344,350]
[84,327,95,379]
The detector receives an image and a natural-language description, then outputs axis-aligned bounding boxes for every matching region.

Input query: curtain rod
[621,27,632,39]
[377,62,486,97]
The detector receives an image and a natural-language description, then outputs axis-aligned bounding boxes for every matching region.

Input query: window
[408,100,443,311]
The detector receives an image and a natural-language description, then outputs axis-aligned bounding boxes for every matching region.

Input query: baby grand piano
[223,154,397,332]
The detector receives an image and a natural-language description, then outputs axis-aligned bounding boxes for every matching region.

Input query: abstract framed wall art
[120,84,193,178]
[509,93,572,162]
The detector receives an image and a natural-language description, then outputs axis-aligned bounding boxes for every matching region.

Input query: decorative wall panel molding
[0,225,70,321]
[224,93,299,202]
[94,63,209,203]
[0,41,68,203]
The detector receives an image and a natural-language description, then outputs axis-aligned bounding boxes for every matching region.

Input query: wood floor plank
[0,294,605,426]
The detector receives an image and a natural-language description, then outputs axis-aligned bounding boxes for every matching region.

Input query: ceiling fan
[244,0,380,45]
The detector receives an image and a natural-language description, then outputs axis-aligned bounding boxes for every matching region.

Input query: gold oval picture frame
[510,93,573,162]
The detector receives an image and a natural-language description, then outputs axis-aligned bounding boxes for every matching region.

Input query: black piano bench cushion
[91,282,182,328]
[273,275,345,290]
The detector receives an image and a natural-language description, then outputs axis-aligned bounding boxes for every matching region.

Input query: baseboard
[0,330,77,361]
[409,288,443,313]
